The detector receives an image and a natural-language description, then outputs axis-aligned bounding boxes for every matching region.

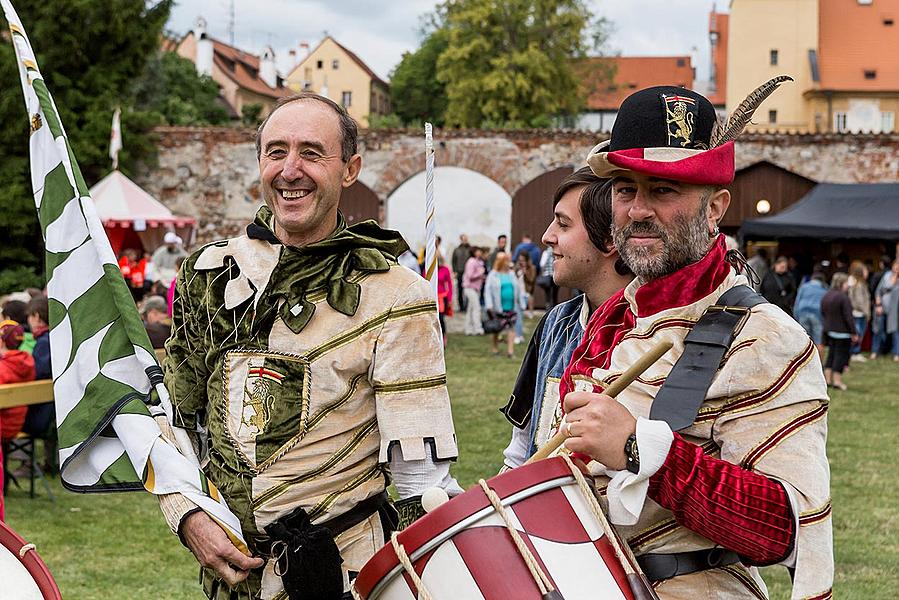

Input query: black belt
[637,548,741,582]
[253,491,389,556]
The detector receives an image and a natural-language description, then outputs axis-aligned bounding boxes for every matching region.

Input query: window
[676,58,686,67]
[834,112,848,132]
[769,110,777,124]
[882,111,895,133]
[341,91,352,107]
[885,18,895,25]
[316,60,323,69]
[864,69,877,79]
[769,49,779,66]
[332,59,339,69]
[858,0,873,4]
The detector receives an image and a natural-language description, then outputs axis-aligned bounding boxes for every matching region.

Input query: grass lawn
[5,317,898,598]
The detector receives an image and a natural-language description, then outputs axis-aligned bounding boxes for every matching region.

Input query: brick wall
[140,127,899,245]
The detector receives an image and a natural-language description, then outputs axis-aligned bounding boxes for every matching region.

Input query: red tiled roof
[818,0,899,91]
[708,12,728,106]
[580,56,694,111]
[210,38,291,99]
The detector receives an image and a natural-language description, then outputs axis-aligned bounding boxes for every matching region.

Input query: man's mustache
[617,221,669,241]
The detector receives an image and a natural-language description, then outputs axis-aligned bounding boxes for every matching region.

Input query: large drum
[0,520,62,600]
[354,456,643,600]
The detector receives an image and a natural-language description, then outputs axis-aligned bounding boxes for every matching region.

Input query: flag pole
[424,122,438,300]
[109,107,122,171]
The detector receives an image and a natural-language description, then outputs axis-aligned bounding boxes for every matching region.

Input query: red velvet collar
[559,235,731,402]
[631,235,731,317]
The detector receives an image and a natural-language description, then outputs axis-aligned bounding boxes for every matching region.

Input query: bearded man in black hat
[555,82,833,599]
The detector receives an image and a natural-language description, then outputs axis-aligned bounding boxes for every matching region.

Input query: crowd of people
[403,231,558,358]
[0,290,52,519]
[0,233,188,516]
[0,86,849,599]
[747,248,899,391]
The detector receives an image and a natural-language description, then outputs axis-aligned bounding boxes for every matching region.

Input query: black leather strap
[637,548,740,582]
[649,285,766,431]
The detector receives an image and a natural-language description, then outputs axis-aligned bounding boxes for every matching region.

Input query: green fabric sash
[250,206,410,333]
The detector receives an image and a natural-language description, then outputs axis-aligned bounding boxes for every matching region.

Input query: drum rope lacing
[559,453,641,577]
[18,542,36,558]
[350,532,435,600]
[477,479,557,596]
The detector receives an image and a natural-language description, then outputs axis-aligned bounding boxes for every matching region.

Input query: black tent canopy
[742,183,899,240]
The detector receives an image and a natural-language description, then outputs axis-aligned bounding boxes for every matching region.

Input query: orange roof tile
[579,56,694,111]
[819,0,899,91]
[707,12,728,106]
[210,38,291,99]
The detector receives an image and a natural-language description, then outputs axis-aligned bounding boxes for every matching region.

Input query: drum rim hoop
[355,457,580,598]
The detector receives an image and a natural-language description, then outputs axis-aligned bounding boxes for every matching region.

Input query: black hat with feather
[587,76,793,185]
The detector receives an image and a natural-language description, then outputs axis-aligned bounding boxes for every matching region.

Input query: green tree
[434,0,608,128]
[0,0,173,291]
[241,103,263,127]
[390,27,449,126]
[133,52,230,126]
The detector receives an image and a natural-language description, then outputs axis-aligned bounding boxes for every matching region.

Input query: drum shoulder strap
[649,285,767,431]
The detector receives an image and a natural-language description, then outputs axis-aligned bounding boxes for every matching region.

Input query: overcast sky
[167,0,726,83]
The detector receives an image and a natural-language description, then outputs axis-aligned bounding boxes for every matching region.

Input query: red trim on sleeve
[648,434,795,565]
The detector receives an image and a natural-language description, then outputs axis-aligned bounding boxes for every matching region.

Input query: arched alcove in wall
[386,167,512,257]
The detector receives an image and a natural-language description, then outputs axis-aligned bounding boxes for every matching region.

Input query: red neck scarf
[559,236,731,401]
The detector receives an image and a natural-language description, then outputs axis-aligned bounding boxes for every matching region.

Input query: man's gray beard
[612,205,711,281]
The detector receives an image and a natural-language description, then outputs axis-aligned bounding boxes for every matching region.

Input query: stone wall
[140,127,899,245]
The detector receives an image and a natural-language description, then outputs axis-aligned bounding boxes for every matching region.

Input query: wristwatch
[624,433,640,474]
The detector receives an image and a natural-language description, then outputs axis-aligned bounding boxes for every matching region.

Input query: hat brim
[587,141,735,186]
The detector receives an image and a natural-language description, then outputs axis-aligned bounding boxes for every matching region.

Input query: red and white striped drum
[0,520,62,600]
[354,457,638,600]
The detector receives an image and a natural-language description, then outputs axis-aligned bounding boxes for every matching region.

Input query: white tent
[90,170,195,256]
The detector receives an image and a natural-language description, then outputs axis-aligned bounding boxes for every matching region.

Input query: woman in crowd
[847,261,870,360]
[821,273,857,390]
[462,247,486,335]
[873,258,899,361]
[513,253,535,342]
[436,254,453,345]
[516,253,537,319]
[484,252,523,357]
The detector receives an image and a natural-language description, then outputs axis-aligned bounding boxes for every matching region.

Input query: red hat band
[590,141,735,186]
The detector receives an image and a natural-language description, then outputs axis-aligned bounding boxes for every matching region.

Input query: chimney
[195,16,213,77]
[299,41,310,58]
[260,46,277,88]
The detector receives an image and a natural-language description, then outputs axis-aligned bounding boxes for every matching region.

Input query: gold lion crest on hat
[662,94,696,147]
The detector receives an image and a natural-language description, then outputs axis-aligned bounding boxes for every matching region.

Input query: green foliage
[241,103,263,127]
[390,28,449,127]
[133,52,229,126]
[434,0,608,128]
[367,113,405,129]
[0,0,174,292]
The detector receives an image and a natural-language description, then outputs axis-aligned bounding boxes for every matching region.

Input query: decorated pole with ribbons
[423,122,438,299]
[1,0,247,552]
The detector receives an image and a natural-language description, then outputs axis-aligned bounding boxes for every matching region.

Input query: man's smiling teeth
[281,190,311,199]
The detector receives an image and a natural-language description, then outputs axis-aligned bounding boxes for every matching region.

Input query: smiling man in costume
[159,93,460,600]
[558,84,833,599]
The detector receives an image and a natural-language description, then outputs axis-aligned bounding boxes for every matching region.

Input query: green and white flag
[2,0,246,551]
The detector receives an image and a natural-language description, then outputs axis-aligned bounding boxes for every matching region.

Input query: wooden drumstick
[525,339,674,465]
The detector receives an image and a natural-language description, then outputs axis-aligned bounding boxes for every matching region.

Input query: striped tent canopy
[90,170,195,255]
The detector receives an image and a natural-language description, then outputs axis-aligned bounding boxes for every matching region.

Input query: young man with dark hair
[558,85,832,598]
[501,167,632,467]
